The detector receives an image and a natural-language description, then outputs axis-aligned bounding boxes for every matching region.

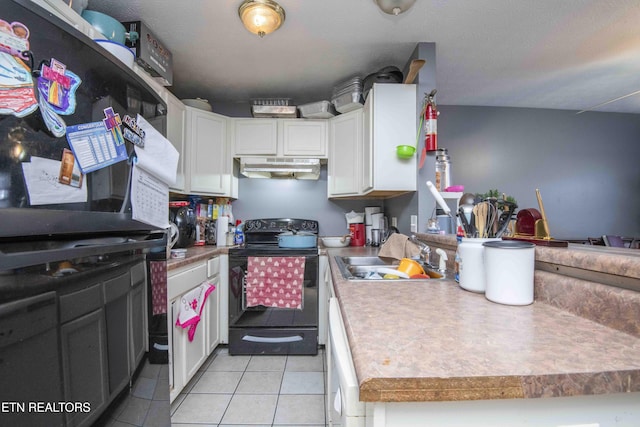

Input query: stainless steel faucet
[409,235,432,266]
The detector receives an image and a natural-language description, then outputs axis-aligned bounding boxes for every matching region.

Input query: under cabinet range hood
[240,157,321,180]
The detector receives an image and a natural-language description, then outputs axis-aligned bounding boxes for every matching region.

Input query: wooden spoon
[404,59,425,84]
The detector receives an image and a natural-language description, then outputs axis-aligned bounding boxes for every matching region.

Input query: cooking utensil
[535,188,551,239]
[457,206,471,237]
[404,59,425,84]
[278,231,317,248]
[426,180,451,216]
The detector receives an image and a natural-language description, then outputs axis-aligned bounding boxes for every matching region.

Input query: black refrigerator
[0,1,170,426]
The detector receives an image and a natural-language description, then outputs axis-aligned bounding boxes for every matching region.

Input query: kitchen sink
[335,256,446,281]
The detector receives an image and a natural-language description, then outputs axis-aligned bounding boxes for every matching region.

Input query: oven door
[228,250,318,355]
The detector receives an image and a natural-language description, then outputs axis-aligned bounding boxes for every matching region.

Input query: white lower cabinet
[168,257,221,402]
[318,255,330,345]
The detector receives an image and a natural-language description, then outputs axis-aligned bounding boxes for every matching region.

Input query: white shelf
[440,191,463,199]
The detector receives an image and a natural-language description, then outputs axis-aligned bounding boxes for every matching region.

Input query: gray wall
[231,165,383,236]
[436,106,640,239]
[230,105,640,240]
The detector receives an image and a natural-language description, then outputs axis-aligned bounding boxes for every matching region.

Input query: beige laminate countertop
[167,245,231,272]
[327,245,640,403]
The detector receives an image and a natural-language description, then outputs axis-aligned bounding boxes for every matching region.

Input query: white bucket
[456,237,500,293]
[484,240,536,305]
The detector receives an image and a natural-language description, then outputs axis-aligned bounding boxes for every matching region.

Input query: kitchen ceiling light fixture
[374,0,417,15]
[238,0,285,38]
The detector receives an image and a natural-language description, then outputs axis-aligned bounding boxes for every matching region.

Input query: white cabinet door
[206,282,220,354]
[281,120,327,157]
[163,92,187,192]
[168,262,207,402]
[328,110,362,197]
[232,118,328,158]
[186,107,229,195]
[206,257,220,354]
[362,95,374,194]
[232,119,278,156]
[365,83,417,195]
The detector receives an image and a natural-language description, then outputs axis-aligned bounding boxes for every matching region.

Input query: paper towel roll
[216,216,229,246]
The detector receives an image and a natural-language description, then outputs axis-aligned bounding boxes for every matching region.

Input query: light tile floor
[101,359,171,427]
[171,346,328,426]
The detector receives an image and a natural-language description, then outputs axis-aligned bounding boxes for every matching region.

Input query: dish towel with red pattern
[246,256,305,309]
[150,261,167,315]
[175,282,215,341]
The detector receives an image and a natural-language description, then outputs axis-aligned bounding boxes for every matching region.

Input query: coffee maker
[169,203,196,248]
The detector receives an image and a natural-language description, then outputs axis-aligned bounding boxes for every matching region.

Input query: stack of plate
[331,76,364,114]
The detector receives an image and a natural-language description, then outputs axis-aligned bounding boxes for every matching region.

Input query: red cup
[349,223,365,246]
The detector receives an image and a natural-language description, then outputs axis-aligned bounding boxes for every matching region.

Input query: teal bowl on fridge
[81,10,137,44]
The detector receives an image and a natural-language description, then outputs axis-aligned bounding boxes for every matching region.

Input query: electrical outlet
[391,217,398,228]
[410,215,417,233]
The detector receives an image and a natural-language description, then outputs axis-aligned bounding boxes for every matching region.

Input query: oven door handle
[242,335,303,343]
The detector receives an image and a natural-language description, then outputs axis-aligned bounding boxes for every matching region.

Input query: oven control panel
[243,218,318,234]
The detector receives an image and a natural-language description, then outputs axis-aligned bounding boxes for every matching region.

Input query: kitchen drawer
[60,283,103,324]
[207,257,220,277]
[103,271,131,303]
[168,262,207,301]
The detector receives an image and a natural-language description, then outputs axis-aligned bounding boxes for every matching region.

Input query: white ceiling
[85,0,640,113]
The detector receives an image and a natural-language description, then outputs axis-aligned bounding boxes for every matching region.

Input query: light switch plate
[391,217,397,227]
[410,215,417,233]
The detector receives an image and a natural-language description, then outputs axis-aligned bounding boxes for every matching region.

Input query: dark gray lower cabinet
[130,262,147,369]
[104,272,131,395]
[60,308,109,427]
[57,260,148,427]
[0,292,64,427]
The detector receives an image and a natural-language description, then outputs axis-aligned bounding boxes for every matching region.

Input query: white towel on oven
[175,282,215,341]
[246,256,304,309]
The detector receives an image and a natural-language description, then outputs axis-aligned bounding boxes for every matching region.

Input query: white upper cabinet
[328,109,363,197]
[163,92,187,192]
[280,120,327,157]
[328,84,417,198]
[185,107,236,197]
[232,119,278,156]
[231,119,328,158]
[364,83,417,196]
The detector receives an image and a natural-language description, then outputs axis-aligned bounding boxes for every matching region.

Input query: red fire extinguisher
[424,89,438,152]
[419,89,438,168]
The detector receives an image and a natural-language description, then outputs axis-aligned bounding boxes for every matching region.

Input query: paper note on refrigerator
[131,164,169,229]
[22,157,87,205]
[134,114,179,185]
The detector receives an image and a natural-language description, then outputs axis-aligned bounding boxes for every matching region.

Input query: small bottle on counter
[234,220,244,245]
[435,148,451,191]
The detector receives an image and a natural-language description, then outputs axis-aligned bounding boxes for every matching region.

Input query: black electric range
[228,219,319,355]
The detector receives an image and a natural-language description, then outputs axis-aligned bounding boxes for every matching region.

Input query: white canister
[216,215,229,246]
[484,240,536,305]
[456,237,500,293]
